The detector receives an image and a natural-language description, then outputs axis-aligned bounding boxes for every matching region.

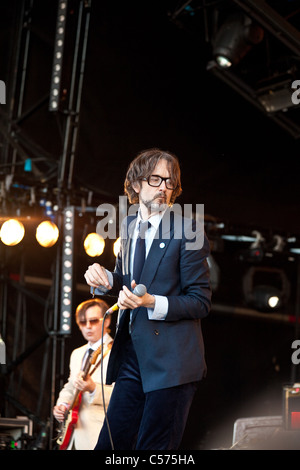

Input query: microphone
[132,284,147,296]
[106,284,147,314]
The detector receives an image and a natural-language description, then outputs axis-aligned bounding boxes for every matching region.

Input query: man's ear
[132,181,140,194]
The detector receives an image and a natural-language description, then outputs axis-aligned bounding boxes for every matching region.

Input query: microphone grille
[133,284,147,297]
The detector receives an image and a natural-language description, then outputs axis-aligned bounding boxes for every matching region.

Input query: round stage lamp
[84,232,105,257]
[113,237,121,257]
[268,295,280,309]
[0,219,25,246]
[36,221,59,247]
[252,285,282,311]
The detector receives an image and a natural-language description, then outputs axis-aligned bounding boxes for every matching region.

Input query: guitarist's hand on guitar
[53,404,69,422]
[73,372,96,394]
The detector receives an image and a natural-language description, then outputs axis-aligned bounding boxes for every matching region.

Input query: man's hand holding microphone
[84,263,155,313]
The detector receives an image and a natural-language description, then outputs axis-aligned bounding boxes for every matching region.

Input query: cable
[98,284,146,450]
[100,310,114,450]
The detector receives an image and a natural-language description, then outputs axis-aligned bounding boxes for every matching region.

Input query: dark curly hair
[124,148,182,205]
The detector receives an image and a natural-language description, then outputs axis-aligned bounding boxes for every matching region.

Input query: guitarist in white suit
[53,298,114,450]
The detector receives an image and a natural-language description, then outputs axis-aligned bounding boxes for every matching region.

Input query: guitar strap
[56,340,114,449]
[89,341,113,377]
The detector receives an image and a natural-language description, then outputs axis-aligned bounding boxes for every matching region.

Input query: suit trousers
[94,336,198,450]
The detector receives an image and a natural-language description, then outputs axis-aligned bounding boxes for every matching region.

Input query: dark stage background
[1,0,300,450]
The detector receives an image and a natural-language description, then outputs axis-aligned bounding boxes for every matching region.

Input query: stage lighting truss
[222,230,265,263]
[59,206,75,334]
[169,0,300,138]
[220,231,300,261]
[49,0,68,111]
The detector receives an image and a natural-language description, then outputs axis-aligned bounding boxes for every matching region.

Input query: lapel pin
[159,242,165,249]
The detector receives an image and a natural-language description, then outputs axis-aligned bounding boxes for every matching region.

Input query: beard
[140,192,168,215]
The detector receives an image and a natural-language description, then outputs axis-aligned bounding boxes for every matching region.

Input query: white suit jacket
[56,333,113,450]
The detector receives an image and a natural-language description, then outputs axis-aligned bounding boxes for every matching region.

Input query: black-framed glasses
[142,175,177,190]
[79,318,102,326]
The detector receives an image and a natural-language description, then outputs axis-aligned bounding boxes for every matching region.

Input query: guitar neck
[67,345,103,412]
[68,353,92,412]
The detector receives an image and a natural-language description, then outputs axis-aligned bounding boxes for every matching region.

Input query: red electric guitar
[56,344,111,450]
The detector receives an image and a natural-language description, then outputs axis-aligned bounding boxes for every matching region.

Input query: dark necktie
[132,220,150,284]
[82,348,93,372]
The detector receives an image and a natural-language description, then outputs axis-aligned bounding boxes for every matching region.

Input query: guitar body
[58,394,82,450]
[55,343,111,449]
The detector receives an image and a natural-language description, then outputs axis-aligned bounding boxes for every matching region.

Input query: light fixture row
[0,219,59,248]
[60,206,75,334]
[49,0,68,111]
[0,218,121,257]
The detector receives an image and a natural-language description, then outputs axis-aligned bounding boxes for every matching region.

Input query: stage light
[242,266,290,312]
[252,285,281,310]
[49,1,68,111]
[213,13,264,68]
[216,55,231,68]
[36,221,59,247]
[238,230,265,263]
[258,86,295,113]
[0,219,25,246]
[60,206,75,334]
[113,237,121,257]
[84,233,105,257]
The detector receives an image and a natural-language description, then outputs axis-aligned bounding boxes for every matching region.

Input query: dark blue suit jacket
[101,208,211,393]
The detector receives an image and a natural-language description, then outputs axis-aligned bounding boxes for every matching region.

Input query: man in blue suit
[84,148,211,450]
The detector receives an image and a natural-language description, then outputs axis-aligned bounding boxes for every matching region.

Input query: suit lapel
[122,215,136,279]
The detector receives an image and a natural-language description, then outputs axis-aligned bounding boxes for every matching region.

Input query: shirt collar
[136,208,166,231]
[88,333,109,350]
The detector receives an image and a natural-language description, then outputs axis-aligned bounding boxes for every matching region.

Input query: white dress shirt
[103,211,169,320]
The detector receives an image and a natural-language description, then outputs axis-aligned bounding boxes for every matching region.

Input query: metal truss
[0,0,93,449]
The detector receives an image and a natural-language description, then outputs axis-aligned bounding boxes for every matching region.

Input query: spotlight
[113,237,121,257]
[252,285,281,310]
[36,221,59,247]
[216,55,232,68]
[258,86,295,113]
[84,233,105,257]
[213,13,264,68]
[242,266,290,312]
[0,219,25,246]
